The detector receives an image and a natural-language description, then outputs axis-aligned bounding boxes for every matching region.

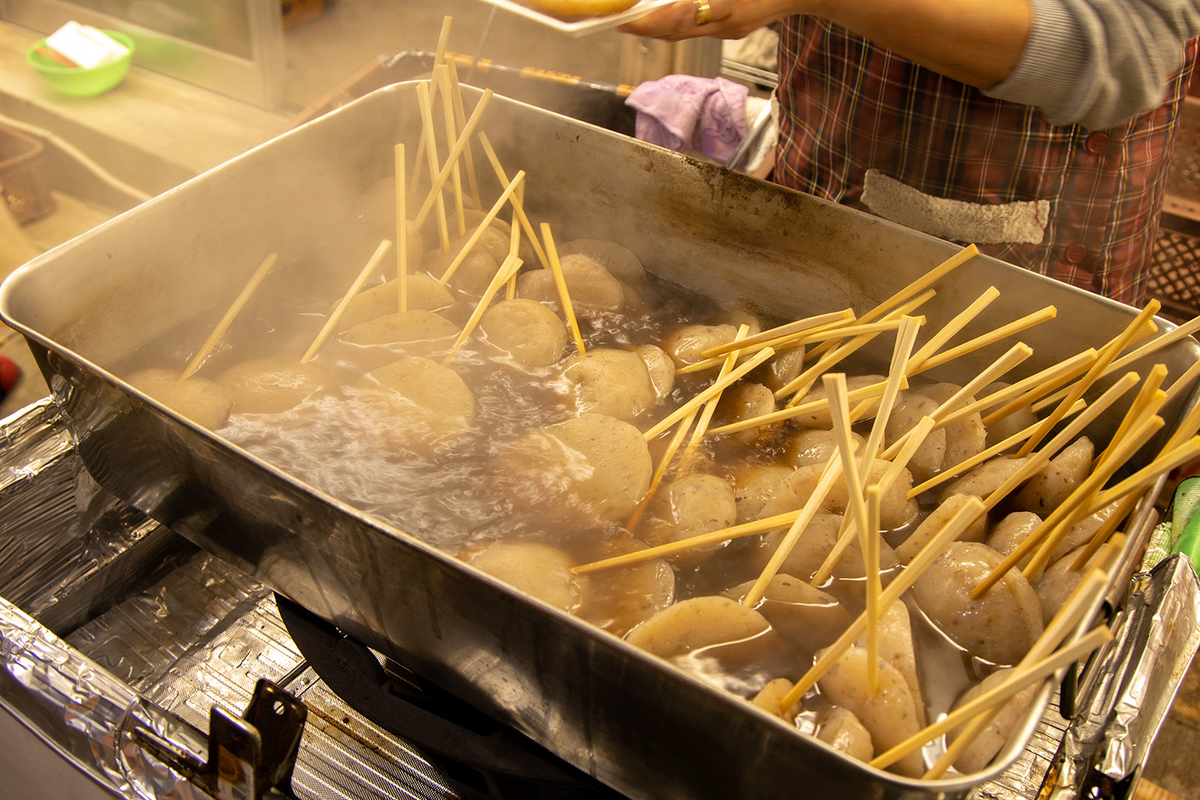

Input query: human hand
[618,0,801,42]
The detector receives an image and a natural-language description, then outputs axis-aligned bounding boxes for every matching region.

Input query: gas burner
[275,595,627,800]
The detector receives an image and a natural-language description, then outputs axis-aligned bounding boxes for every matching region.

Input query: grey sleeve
[983,0,1200,130]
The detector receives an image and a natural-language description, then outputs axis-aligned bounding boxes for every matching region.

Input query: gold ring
[692,0,711,25]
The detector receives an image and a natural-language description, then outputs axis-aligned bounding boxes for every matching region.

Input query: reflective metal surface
[3,84,1199,800]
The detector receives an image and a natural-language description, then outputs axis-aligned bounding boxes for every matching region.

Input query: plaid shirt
[775,16,1199,304]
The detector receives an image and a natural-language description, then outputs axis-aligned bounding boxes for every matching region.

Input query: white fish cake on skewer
[128,369,234,430]
[559,348,658,422]
[625,595,770,659]
[464,541,588,613]
[817,707,875,762]
[643,473,738,555]
[479,298,567,368]
[1014,436,1094,515]
[912,542,1043,666]
[633,344,675,402]
[495,413,652,522]
[220,356,336,415]
[816,645,925,777]
[661,323,739,367]
[517,254,625,315]
[946,668,1040,774]
[985,511,1046,582]
[560,238,647,285]
[338,274,455,331]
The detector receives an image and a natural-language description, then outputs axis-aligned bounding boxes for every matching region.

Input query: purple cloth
[626,76,748,162]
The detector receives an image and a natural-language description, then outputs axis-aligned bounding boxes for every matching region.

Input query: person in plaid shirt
[623,1,1200,304]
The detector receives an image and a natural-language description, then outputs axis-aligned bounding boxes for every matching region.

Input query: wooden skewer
[910,306,1056,374]
[541,223,586,355]
[879,342,1033,461]
[1164,395,1200,452]
[805,244,978,366]
[810,415,937,585]
[1081,437,1200,520]
[972,413,1163,596]
[395,144,408,313]
[697,310,855,358]
[1022,414,1165,581]
[302,240,393,363]
[864,485,882,697]
[507,186,521,301]
[180,253,277,381]
[436,65,466,236]
[443,55,482,210]
[1164,357,1200,405]
[981,350,1100,427]
[413,89,494,228]
[1069,493,1141,571]
[444,254,522,365]
[416,82,450,254]
[643,348,776,441]
[1017,301,1161,457]
[779,497,987,713]
[878,626,1113,775]
[1092,382,1167,474]
[478,132,550,270]
[410,15,453,194]
[904,286,999,374]
[439,171,525,285]
[886,568,1111,774]
[976,372,1140,513]
[680,326,750,471]
[707,377,900,437]
[777,293,934,403]
[862,317,922,467]
[908,399,1088,499]
[742,451,848,608]
[1029,314,1159,416]
[624,414,699,535]
[825,374,869,538]
[936,349,1096,429]
[677,318,861,376]
[574,508,807,575]
[859,244,978,325]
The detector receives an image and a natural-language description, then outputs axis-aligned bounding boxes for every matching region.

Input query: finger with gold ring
[692,0,711,25]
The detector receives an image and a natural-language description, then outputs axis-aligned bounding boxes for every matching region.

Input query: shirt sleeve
[983,0,1200,130]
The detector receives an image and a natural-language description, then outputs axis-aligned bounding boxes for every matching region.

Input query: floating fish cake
[517,255,625,315]
[625,596,770,659]
[560,238,646,285]
[343,309,459,348]
[359,355,477,433]
[560,348,658,422]
[220,356,335,414]
[479,298,568,368]
[127,368,234,430]
[464,541,587,613]
[496,413,652,521]
[338,274,455,331]
[661,323,738,367]
[912,542,1043,666]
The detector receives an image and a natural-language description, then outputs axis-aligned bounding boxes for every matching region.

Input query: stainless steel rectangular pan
[3,82,1197,800]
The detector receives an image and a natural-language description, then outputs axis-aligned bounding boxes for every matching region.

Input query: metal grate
[1149,227,1200,323]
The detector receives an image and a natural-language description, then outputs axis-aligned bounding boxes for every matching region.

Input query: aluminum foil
[0,399,184,635]
[1039,554,1200,798]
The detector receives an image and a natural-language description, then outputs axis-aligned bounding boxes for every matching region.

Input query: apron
[774,16,1199,304]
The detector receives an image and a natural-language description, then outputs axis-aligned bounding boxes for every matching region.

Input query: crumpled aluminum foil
[1039,554,1200,798]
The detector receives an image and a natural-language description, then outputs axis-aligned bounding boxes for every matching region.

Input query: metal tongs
[1039,477,1200,799]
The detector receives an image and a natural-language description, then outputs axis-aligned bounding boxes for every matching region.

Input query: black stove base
[275,594,628,800]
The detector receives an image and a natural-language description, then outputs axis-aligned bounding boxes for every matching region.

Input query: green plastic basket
[25,30,135,98]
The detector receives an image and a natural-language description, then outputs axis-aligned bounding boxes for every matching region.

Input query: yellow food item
[519,0,639,20]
